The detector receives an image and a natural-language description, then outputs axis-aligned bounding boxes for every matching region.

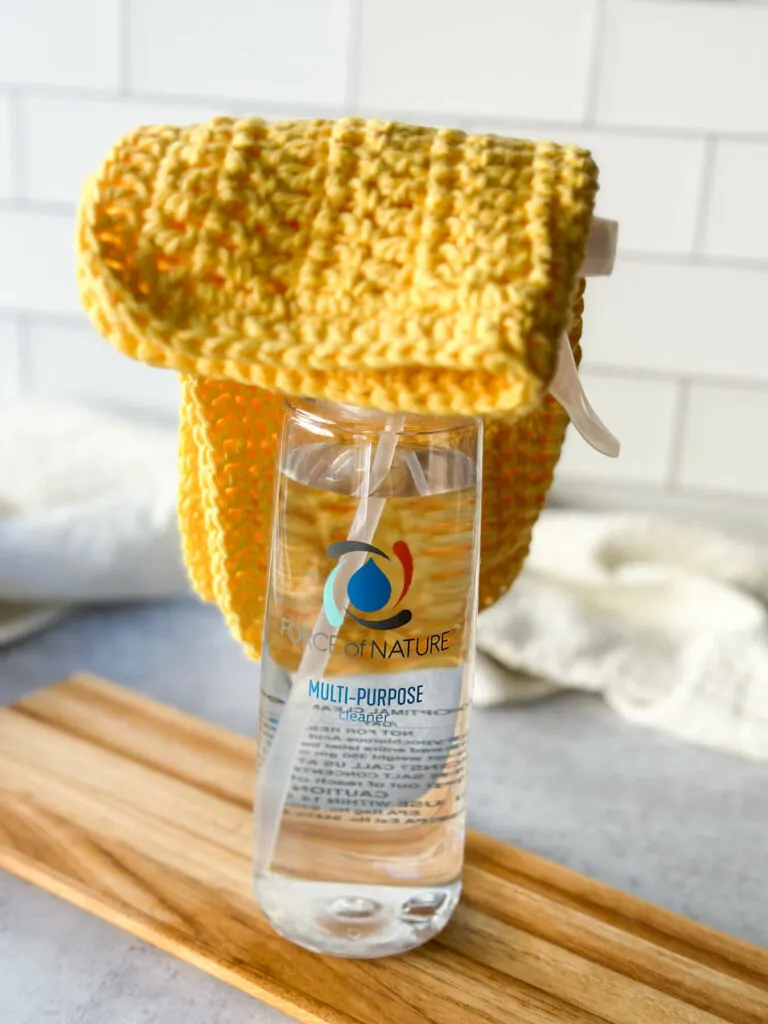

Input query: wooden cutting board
[1,675,766,1024]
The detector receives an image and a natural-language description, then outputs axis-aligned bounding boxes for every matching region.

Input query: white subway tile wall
[128,0,352,106]
[596,0,768,133]
[679,383,768,498]
[357,0,597,122]
[0,0,122,90]
[1,0,767,516]
[472,124,706,254]
[570,132,706,256]
[0,209,79,314]
[704,141,768,262]
[20,96,225,205]
[26,322,181,416]
[556,372,680,486]
[582,261,768,381]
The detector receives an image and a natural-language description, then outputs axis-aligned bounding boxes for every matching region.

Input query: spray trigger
[549,332,620,458]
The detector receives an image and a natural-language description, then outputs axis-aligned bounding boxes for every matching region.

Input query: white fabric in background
[0,404,187,642]
[475,511,768,762]
[2,403,767,762]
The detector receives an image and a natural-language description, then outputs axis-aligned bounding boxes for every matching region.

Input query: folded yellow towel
[77,117,597,657]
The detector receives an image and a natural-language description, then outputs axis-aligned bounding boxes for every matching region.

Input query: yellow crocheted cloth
[76,117,597,658]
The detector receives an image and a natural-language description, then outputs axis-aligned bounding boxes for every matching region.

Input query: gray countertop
[1,599,767,1023]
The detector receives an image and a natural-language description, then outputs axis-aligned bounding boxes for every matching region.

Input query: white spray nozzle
[582,217,618,277]
[549,332,620,457]
[548,215,620,458]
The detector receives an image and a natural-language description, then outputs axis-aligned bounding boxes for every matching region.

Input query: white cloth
[0,403,187,643]
[475,511,768,762]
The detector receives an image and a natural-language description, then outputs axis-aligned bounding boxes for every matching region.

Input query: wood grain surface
[1,675,766,1024]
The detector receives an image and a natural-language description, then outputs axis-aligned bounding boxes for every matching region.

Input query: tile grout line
[0,198,77,216]
[14,313,32,399]
[0,310,92,331]
[4,80,768,146]
[344,0,363,114]
[556,474,768,509]
[618,249,768,275]
[0,82,124,102]
[690,136,717,256]
[6,88,25,201]
[665,379,691,491]
[584,363,768,394]
[119,0,132,95]
[447,117,762,146]
[582,0,607,127]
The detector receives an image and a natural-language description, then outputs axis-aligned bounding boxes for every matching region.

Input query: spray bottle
[252,220,619,958]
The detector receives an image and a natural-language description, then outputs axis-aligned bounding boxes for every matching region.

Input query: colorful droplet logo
[323,540,413,631]
[348,559,392,613]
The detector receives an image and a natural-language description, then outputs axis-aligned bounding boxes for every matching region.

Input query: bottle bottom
[254,873,462,958]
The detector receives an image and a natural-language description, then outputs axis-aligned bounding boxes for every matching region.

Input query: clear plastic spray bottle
[255,403,483,957]
[253,219,619,958]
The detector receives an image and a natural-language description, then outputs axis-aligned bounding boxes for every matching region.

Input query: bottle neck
[288,398,478,437]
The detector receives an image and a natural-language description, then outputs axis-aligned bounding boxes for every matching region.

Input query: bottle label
[322,539,415,631]
[259,462,477,828]
[278,617,457,662]
[259,663,470,824]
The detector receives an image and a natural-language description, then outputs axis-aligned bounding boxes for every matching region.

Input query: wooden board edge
[466,832,768,976]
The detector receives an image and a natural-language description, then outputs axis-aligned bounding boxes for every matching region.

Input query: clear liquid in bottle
[254,402,482,958]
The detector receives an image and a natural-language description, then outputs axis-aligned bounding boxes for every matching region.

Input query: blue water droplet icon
[347,558,392,614]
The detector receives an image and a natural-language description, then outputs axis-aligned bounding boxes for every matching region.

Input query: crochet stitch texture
[77,117,598,657]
